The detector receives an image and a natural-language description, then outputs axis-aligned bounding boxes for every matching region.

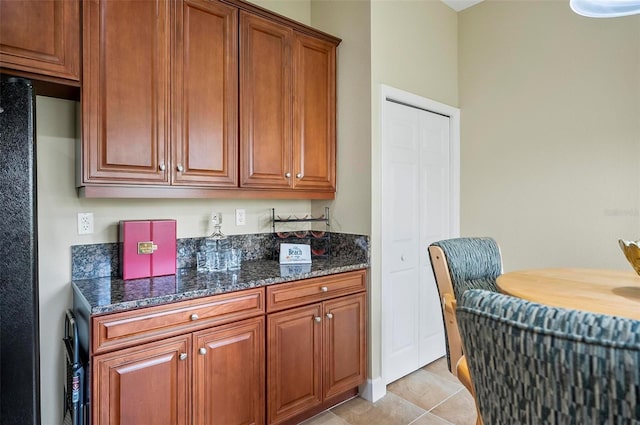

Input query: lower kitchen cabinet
[193,317,265,425]
[93,316,265,425]
[267,292,366,425]
[93,335,191,425]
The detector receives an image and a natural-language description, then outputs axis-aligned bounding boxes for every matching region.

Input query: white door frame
[380,84,460,388]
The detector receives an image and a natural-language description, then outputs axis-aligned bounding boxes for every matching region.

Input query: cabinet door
[0,0,80,81]
[82,0,170,184]
[193,316,265,425]
[267,304,322,424]
[239,11,293,189]
[292,33,336,191]
[173,0,238,187]
[93,335,190,425]
[323,293,367,399]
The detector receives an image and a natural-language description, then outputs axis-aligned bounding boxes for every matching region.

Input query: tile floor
[299,357,478,425]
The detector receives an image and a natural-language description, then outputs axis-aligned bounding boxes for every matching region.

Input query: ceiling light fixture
[570,0,640,17]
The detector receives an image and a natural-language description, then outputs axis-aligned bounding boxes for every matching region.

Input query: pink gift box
[120,220,177,280]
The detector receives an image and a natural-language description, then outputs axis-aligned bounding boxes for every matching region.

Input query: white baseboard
[359,377,386,402]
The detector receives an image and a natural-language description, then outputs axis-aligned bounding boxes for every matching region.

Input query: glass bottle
[204,214,230,271]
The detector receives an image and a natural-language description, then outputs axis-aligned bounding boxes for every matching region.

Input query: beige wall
[369,0,459,392]
[459,1,640,272]
[248,0,311,24]
[309,1,372,234]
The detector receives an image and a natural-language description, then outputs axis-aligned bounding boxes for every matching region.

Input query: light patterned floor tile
[298,411,351,425]
[387,368,463,411]
[330,392,426,425]
[429,389,478,425]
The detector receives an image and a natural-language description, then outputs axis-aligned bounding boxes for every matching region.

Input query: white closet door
[382,99,448,384]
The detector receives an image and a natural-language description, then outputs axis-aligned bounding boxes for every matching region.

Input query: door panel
[292,33,336,191]
[267,304,322,424]
[323,294,366,399]
[93,335,190,425]
[173,0,238,186]
[382,100,448,384]
[193,317,264,425]
[83,0,169,183]
[240,12,292,189]
[0,0,80,80]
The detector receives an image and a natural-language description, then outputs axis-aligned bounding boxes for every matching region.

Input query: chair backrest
[457,289,640,424]
[428,237,503,373]
[430,237,502,302]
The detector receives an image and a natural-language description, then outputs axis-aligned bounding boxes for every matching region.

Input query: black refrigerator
[0,76,41,425]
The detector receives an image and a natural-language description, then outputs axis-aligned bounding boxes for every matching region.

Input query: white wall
[459,1,640,271]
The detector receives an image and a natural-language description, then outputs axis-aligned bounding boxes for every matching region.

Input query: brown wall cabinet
[239,12,336,192]
[0,0,80,83]
[81,0,237,188]
[90,288,265,425]
[80,0,339,199]
[266,271,367,425]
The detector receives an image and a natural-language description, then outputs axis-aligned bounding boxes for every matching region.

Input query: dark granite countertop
[72,257,368,315]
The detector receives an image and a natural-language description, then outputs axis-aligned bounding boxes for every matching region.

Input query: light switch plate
[235,209,246,226]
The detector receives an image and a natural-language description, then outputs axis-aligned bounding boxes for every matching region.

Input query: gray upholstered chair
[457,289,640,424]
[428,237,503,375]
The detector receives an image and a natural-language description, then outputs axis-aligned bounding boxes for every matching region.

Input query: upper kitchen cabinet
[0,0,80,85]
[82,0,237,188]
[239,12,293,190]
[172,0,238,187]
[79,0,340,199]
[239,12,337,193]
[82,0,171,185]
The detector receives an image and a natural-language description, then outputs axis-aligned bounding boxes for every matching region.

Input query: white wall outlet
[77,212,94,235]
[235,208,246,226]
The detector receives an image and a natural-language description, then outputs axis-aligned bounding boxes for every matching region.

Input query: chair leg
[456,356,483,425]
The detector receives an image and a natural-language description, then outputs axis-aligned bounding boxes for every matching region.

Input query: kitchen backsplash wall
[71,232,369,280]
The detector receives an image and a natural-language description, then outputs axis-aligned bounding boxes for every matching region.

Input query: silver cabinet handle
[401,255,406,261]
[159,162,166,171]
[177,164,184,172]
[326,313,333,320]
[179,353,187,361]
[199,347,207,355]
[320,286,328,292]
[190,313,199,321]
[314,316,321,323]
[296,173,303,179]
[285,172,291,178]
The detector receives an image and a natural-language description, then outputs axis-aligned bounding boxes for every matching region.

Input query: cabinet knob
[320,286,328,292]
[190,313,199,321]
[326,312,333,320]
[314,316,322,323]
[177,164,184,172]
[179,352,187,361]
[159,162,166,171]
[401,255,406,261]
[296,173,303,179]
[284,172,291,178]
[199,347,207,355]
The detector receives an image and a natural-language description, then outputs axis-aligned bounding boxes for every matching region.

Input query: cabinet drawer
[92,288,264,354]
[266,270,366,312]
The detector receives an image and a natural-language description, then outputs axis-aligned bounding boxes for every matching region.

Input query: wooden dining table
[496,268,640,320]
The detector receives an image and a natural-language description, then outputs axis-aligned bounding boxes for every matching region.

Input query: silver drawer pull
[190,314,199,321]
[314,316,321,323]
[199,347,207,355]
[179,353,187,361]
[326,313,333,320]
[320,286,328,292]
